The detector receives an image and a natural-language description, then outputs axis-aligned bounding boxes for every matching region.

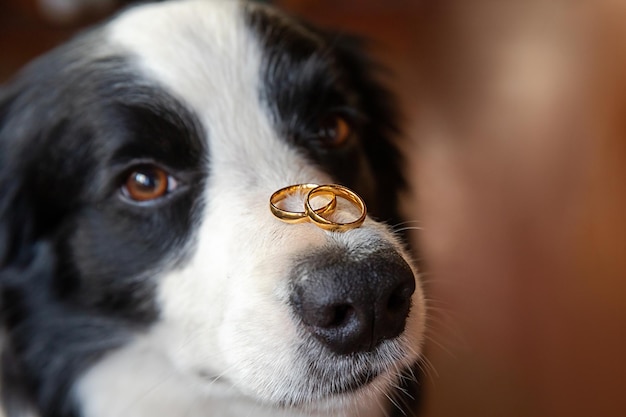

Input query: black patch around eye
[0,48,208,321]
[59,92,207,320]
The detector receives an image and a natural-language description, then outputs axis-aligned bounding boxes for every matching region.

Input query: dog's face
[0,1,425,416]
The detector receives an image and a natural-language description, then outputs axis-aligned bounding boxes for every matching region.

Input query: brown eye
[122,165,173,202]
[318,116,352,147]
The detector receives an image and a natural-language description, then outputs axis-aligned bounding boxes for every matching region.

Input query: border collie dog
[0,1,426,416]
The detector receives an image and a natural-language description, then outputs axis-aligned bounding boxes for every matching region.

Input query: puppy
[0,1,426,416]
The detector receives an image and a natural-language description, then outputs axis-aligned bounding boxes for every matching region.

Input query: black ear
[0,85,46,417]
[0,87,20,268]
[0,86,38,271]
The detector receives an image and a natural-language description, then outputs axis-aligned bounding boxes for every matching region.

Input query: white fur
[75,1,426,416]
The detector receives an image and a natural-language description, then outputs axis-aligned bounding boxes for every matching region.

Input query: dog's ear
[0,85,44,417]
[0,86,38,271]
[0,87,18,268]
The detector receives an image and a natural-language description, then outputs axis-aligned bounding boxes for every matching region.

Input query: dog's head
[0,1,425,416]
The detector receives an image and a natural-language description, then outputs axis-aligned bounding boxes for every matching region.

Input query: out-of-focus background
[2,0,626,416]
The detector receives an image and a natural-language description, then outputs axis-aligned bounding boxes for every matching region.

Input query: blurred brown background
[2,1,626,416]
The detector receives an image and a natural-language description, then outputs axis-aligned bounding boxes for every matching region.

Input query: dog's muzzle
[271,184,416,355]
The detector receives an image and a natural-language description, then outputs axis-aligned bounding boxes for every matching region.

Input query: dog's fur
[0,1,426,416]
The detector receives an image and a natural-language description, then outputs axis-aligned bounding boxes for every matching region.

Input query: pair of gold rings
[269,183,367,232]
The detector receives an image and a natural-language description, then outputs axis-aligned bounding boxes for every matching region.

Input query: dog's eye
[122,165,176,202]
[317,115,352,148]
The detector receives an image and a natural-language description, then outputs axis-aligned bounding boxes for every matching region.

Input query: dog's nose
[291,250,416,354]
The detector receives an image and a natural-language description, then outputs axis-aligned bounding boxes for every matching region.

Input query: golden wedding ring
[270,183,367,232]
[269,184,337,223]
[305,184,367,232]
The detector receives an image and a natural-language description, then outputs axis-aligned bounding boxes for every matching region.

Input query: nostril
[299,302,356,329]
[327,304,354,328]
[387,283,413,313]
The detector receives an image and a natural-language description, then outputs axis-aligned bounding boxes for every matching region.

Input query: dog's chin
[195,337,414,410]
[273,373,384,411]
[295,335,415,395]
[197,366,382,409]
[270,365,383,408]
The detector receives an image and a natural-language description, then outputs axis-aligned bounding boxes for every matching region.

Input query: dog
[0,1,426,416]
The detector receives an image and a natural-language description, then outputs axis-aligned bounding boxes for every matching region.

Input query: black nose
[290,249,416,354]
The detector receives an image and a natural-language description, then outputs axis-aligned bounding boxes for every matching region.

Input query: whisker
[383,378,407,416]
[423,333,456,359]
[370,382,394,417]
[393,226,425,233]
[419,355,440,380]
[392,220,423,227]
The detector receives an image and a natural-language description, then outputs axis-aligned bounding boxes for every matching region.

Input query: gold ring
[305,184,367,232]
[270,183,337,223]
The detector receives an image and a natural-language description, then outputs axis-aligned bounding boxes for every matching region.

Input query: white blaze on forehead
[108,0,251,120]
